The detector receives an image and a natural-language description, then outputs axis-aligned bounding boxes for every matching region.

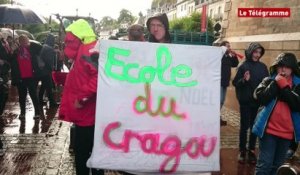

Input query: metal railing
[170,30,215,45]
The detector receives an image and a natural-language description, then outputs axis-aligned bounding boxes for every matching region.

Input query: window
[209,9,213,17]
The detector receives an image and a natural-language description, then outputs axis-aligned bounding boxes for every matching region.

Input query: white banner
[87,40,223,174]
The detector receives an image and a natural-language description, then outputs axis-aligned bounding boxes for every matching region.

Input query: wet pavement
[0,85,295,175]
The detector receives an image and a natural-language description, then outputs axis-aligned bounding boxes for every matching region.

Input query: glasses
[149,23,164,29]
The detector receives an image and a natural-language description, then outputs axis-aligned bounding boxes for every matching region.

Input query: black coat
[10,41,42,85]
[37,34,56,77]
[232,43,269,106]
[233,60,269,106]
[254,76,300,112]
[221,53,238,87]
[0,40,11,85]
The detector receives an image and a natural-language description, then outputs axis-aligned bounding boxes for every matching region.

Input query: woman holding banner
[58,19,103,175]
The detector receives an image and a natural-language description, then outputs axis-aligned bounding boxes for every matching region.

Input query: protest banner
[87,40,223,174]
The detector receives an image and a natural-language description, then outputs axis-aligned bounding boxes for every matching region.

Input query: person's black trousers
[38,74,56,106]
[0,83,8,115]
[16,78,40,116]
[74,125,104,175]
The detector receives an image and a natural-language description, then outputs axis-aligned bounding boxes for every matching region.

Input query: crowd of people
[0,31,64,155]
[1,12,300,175]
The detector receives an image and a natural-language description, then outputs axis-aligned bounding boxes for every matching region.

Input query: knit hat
[270,52,300,77]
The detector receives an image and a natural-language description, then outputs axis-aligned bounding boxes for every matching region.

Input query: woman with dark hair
[146,13,171,43]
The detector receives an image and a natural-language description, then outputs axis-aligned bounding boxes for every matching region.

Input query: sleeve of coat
[230,55,239,68]
[76,59,98,103]
[279,84,300,112]
[254,77,279,105]
[232,64,248,88]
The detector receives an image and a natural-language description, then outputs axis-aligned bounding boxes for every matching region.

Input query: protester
[284,61,300,160]
[220,41,239,126]
[10,35,42,120]
[146,13,171,43]
[128,24,145,41]
[232,42,269,164]
[0,32,11,156]
[37,33,58,108]
[6,35,18,53]
[0,32,10,117]
[252,52,300,175]
[58,19,103,175]
[118,25,147,175]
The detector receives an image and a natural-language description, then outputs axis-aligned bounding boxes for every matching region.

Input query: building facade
[146,0,225,23]
[221,0,300,111]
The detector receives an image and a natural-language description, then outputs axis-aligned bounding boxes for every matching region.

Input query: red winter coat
[59,41,98,126]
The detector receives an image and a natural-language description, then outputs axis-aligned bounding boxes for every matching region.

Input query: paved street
[0,86,266,175]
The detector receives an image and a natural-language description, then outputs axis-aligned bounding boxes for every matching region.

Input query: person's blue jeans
[255,133,291,175]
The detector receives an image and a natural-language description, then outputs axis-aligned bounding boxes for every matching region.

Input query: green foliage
[22,24,47,35]
[169,12,214,33]
[117,9,135,24]
[99,16,118,30]
[99,8,136,31]
[169,18,184,31]
[151,0,176,9]
[0,0,10,4]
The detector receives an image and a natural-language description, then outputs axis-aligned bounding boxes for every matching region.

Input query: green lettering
[105,46,198,87]
[171,65,198,87]
[124,63,140,83]
[106,47,131,81]
[156,46,172,86]
[139,66,156,83]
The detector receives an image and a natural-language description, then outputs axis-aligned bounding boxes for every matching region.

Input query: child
[252,53,300,175]
[232,42,269,164]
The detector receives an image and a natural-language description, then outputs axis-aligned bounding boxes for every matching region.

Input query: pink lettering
[103,121,217,173]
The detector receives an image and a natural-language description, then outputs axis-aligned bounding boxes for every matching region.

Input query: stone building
[221,0,300,111]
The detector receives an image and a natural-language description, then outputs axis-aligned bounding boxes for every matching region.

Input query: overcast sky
[17,0,152,20]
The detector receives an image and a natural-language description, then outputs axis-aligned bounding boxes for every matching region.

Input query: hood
[65,19,97,44]
[44,33,55,47]
[270,52,300,77]
[245,42,265,60]
[146,13,171,43]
